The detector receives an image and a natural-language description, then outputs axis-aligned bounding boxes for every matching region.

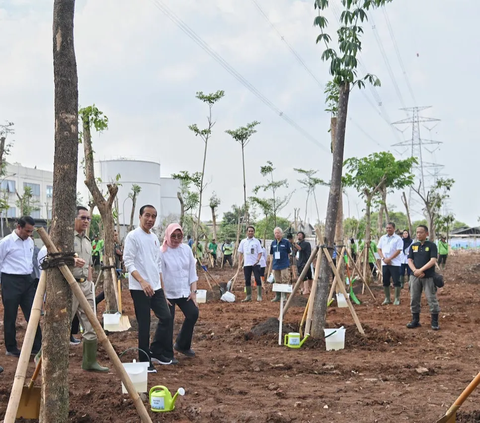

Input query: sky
[0,0,478,227]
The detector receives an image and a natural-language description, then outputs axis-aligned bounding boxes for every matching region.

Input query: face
[274,230,282,240]
[297,233,304,242]
[247,227,255,238]
[416,226,428,241]
[386,224,395,236]
[75,209,91,233]
[402,230,409,239]
[170,229,183,248]
[114,232,119,242]
[17,223,34,240]
[139,207,157,231]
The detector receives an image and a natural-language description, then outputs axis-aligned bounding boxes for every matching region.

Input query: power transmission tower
[392,107,444,198]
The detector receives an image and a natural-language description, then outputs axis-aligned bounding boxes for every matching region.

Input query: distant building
[1,163,53,219]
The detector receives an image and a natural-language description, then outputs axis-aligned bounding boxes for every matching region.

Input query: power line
[151,0,330,153]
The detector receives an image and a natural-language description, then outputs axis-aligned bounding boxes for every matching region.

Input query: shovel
[117,276,131,331]
[436,371,480,423]
[16,357,42,419]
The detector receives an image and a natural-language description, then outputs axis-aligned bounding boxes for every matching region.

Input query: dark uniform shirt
[296,240,311,269]
[270,238,291,270]
[408,240,438,278]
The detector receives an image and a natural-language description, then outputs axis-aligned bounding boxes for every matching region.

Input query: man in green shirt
[208,239,218,267]
[222,239,233,268]
[437,236,448,270]
[359,239,378,278]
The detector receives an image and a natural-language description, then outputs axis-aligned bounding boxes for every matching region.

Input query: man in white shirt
[377,222,404,306]
[0,216,42,357]
[123,205,174,371]
[238,226,263,302]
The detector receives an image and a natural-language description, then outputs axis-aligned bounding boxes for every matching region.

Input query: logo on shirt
[412,246,418,252]
[425,247,430,252]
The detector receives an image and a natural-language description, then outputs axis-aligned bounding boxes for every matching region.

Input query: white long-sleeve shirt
[123,227,162,291]
[377,233,403,267]
[160,244,198,299]
[0,230,34,275]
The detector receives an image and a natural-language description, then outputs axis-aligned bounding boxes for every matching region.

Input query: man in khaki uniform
[73,206,108,372]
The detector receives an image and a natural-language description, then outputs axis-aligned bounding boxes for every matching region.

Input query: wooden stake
[323,247,365,335]
[304,247,323,336]
[327,247,345,304]
[37,228,153,423]
[346,249,376,301]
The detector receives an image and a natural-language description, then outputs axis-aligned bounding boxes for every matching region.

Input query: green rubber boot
[242,286,252,302]
[271,292,281,302]
[256,286,263,302]
[393,287,401,306]
[382,286,391,305]
[82,339,109,372]
[400,275,405,289]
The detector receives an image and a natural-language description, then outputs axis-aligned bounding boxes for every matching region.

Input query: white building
[1,163,53,219]
[94,159,181,230]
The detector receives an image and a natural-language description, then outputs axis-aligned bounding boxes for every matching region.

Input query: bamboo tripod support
[345,249,376,301]
[326,247,346,304]
[37,228,153,423]
[4,271,46,423]
[303,246,323,336]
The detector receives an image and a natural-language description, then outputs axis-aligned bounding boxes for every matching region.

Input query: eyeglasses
[170,234,183,239]
[78,216,91,221]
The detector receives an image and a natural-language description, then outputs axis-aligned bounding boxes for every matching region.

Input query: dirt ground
[1,252,480,422]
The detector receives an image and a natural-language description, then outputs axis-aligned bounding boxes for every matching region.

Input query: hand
[140,280,154,297]
[166,299,172,307]
[187,292,198,306]
[383,257,391,265]
[413,269,423,278]
[74,257,86,268]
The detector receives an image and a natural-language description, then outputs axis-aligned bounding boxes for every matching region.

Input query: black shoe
[406,313,421,329]
[174,343,195,357]
[70,335,81,346]
[150,353,179,365]
[6,349,21,358]
[431,313,440,331]
[147,364,157,373]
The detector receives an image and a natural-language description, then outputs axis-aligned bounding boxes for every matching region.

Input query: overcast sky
[1,0,477,227]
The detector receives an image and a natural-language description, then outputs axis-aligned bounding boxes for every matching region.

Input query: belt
[75,278,86,283]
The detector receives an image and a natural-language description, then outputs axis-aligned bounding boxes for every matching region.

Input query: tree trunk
[83,121,118,313]
[241,144,248,225]
[211,205,217,240]
[401,191,413,236]
[0,136,5,171]
[177,192,185,227]
[41,1,78,421]
[115,196,120,237]
[128,193,137,232]
[427,209,436,242]
[194,140,208,252]
[311,82,349,338]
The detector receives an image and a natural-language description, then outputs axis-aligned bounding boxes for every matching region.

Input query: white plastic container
[336,293,348,308]
[121,359,149,393]
[324,327,346,351]
[103,312,121,331]
[197,289,207,303]
[221,291,235,302]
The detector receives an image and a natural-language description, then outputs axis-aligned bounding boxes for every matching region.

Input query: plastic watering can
[284,332,309,349]
[149,385,185,412]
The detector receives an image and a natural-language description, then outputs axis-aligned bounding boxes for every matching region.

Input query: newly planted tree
[80,105,119,313]
[311,0,394,338]
[0,121,14,174]
[295,168,328,225]
[225,121,260,225]
[172,170,201,230]
[412,178,455,241]
[128,184,142,232]
[16,186,40,216]
[189,90,224,249]
[209,192,221,240]
[250,196,273,243]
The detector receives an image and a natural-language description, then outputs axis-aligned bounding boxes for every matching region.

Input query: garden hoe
[436,371,480,423]
[16,357,42,419]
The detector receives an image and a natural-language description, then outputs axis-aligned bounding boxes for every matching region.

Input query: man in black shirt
[407,225,440,330]
[293,232,313,295]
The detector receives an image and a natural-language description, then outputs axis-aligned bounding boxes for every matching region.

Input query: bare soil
[1,252,480,422]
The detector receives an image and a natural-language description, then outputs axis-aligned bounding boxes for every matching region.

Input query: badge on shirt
[412,246,418,252]
[274,251,280,260]
[425,247,429,252]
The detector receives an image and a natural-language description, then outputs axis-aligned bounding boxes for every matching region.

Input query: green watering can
[284,332,309,349]
[149,385,185,412]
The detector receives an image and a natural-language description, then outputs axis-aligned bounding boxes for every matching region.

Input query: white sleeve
[158,249,163,274]
[377,236,384,250]
[123,233,138,274]
[396,237,403,251]
[38,246,47,269]
[0,237,8,267]
[188,247,198,284]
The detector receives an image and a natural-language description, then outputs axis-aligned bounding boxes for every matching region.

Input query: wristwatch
[193,290,198,294]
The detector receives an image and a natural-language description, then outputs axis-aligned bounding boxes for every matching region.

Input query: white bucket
[197,289,207,303]
[336,293,348,308]
[121,360,149,393]
[220,291,235,302]
[103,312,121,331]
[324,327,346,351]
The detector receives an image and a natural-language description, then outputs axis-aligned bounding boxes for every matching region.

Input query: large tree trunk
[41,1,78,421]
[83,121,118,313]
[311,82,349,338]
[211,205,217,240]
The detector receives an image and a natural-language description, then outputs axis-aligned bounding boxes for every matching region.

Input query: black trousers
[130,289,172,362]
[223,254,233,267]
[382,265,401,287]
[1,273,42,352]
[244,265,261,287]
[163,297,199,352]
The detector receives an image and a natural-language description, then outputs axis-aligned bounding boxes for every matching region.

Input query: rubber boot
[400,275,405,289]
[256,286,263,302]
[82,339,109,372]
[271,292,281,302]
[382,286,391,305]
[303,281,310,296]
[242,286,252,302]
[406,313,421,329]
[393,287,401,306]
[431,313,440,331]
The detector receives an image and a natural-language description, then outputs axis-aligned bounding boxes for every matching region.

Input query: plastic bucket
[324,328,346,351]
[336,293,348,308]
[220,291,235,302]
[122,360,149,393]
[197,289,207,303]
[103,312,121,331]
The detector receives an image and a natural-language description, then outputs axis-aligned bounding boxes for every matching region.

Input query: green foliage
[129,184,141,199]
[324,81,339,116]
[255,216,291,241]
[314,0,392,86]
[0,121,14,176]
[172,171,202,215]
[225,121,261,147]
[209,192,221,210]
[89,214,102,238]
[78,105,108,142]
[218,204,246,241]
[188,90,225,143]
[16,186,40,216]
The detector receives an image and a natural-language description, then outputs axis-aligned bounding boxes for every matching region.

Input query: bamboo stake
[282,245,319,318]
[303,247,323,336]
[323,247,365,335]
[4,272,46,423]
[37,228,152,423]
[346,249,376,301]
[326,247,345,303]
